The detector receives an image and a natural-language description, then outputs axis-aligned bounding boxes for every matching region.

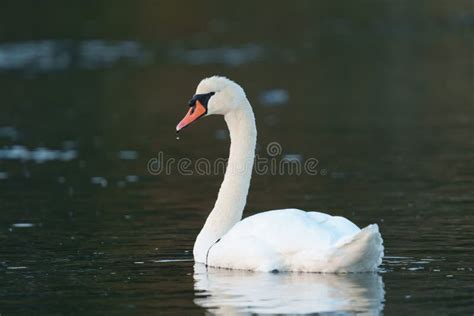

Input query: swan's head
[176,76,246,132]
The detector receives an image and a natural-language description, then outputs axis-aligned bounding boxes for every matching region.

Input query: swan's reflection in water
[194,264,384,315]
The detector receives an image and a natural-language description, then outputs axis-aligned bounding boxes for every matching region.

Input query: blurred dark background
[0,1,473,314]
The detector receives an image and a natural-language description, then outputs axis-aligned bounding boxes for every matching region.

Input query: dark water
[1,2,473,314]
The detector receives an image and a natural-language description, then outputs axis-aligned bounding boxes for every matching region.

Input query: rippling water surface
[1,2,473,314]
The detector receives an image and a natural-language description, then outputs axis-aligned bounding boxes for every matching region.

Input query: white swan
[176,76,383,272]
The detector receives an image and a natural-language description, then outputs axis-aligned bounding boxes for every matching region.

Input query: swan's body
[177,76,383,273]
[204,209,383,272]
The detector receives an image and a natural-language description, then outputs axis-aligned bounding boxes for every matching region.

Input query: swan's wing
[226,209,360,249]
[208,209,364,271]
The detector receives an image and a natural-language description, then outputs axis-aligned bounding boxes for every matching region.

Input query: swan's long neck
[194,100,256,261]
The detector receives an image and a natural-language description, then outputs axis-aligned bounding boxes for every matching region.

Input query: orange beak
[176,100,207,132]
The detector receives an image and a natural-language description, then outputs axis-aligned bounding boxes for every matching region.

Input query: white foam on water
[282,154,303,162]
[7,266,27,270]
[118,150,138,160]
[259,89,289,106]
[125,175,138,182]
[0,146,77,163]
[0,40,150,72]
[91,176,108,188]
[172,44,263,66]
[12,223,34,228]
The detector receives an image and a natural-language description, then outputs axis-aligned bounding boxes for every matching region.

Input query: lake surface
[1,2,473,314]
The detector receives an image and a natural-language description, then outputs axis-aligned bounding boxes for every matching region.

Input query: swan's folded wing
[206,209,371,272]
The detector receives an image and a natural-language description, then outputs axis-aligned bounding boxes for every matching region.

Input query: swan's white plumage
[207,209,383,272]
[183,76,384,273]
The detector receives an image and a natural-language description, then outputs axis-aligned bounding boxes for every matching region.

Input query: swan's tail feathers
[330,224,384,273]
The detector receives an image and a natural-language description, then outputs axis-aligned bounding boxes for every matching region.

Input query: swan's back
[207,209,383,272]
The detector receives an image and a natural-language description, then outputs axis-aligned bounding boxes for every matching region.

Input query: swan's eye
[176,92,215,132]
[188,92,215,108]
